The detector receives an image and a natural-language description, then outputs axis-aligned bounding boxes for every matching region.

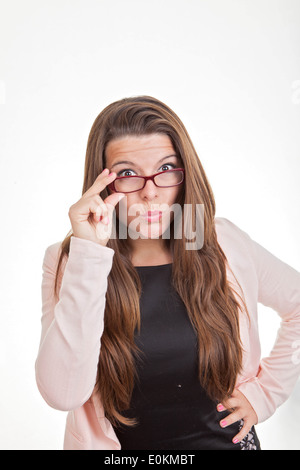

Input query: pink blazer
[35,217,300,450]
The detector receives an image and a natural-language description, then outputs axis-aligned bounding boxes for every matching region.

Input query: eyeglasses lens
[114,170,183,193]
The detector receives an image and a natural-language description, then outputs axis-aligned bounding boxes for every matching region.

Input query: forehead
[105,134,176,165]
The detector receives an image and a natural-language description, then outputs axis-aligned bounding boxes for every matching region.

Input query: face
[105,134,184,241]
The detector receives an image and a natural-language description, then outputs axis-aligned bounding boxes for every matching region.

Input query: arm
[236,226,300,423]
[35,236,114,411]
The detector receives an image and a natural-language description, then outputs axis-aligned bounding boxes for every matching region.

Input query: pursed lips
[141,210,164,222]
[143,210,162,217]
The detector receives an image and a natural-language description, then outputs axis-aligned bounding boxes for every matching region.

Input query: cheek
[173,186,182,201]
[166,186,183,207]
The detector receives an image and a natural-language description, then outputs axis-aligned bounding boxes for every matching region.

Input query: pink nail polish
[233,438,239,444]
[217,404,225,412]
[220,420,227,428]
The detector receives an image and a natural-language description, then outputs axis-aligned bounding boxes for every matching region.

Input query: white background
[0,0,299,450]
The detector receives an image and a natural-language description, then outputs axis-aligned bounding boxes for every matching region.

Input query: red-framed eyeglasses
[108,168,185,194]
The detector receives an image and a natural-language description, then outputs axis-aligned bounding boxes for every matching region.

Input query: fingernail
[233,438,239,444]
[217,404,225,412]
[220,420,227,428]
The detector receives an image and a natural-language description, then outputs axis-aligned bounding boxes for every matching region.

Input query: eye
[160,163,176,171]
[117,162,177,177]
[117,169,136,177]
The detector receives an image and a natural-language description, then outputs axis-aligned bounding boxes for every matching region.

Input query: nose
[139,179,159,200]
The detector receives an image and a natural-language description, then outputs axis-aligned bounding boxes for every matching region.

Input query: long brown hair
[53,96,247,428]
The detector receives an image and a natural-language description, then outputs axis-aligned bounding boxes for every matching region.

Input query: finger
[87,200,107,225]
[101,195,126,225]
[95,194,126,225]
[232,419,253,445]
[85,169,117,196]
[95,203,108,224]
[217,397,238,413]
[104,192,126,211]
[219,410,242,429]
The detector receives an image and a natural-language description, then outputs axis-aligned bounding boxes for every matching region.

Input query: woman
[35,96,300,450]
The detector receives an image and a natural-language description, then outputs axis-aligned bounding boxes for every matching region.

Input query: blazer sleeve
[236,224,300,423]
[35,236,115,411]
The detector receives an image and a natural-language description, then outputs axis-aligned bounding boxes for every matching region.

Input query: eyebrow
[110,154,179,170]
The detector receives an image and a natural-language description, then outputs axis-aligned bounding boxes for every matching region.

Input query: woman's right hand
[68,169,125,246]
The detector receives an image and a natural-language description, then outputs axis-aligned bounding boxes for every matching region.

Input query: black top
[113,263,260,450]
